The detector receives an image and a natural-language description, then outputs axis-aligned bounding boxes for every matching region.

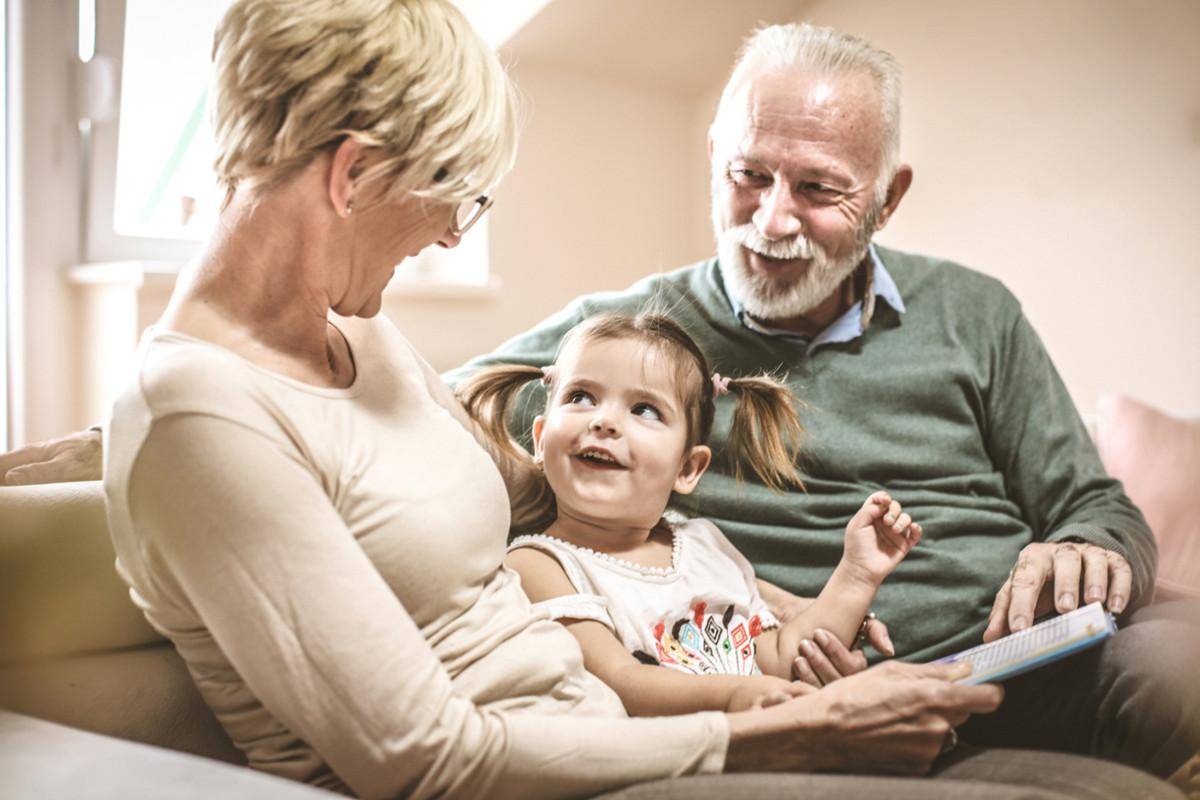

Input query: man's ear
[531,415,547,461]
[875,164,913,231]
[674,445,712,495]
[329,137,366,219]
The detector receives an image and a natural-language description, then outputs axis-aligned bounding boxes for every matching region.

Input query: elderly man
[3,19,1196,789]
[437,23,1197,782]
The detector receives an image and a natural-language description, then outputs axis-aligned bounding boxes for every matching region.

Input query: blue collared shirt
[728,244,906,355]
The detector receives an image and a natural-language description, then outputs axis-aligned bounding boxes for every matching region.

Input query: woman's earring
[533,453,544,470]
[345,200,354,216]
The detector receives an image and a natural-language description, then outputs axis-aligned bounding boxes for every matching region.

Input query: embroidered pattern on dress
[633,602,764,676]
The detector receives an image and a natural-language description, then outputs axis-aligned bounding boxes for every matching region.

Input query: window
[84,0,494,290]
[111,0,224,242]
[2,0,10,449]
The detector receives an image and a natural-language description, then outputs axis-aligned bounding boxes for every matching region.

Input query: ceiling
[503,0,811,95]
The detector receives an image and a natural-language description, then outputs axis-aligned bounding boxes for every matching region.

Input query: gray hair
[712,22,902,200]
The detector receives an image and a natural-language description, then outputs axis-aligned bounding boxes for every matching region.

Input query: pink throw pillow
[1096,394,1200,601]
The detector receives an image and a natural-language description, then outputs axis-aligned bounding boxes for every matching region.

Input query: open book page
[936,601,1117,685]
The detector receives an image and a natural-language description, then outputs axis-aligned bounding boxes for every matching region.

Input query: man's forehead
[713,68,884,154]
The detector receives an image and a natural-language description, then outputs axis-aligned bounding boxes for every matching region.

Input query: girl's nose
[589,414,618,436]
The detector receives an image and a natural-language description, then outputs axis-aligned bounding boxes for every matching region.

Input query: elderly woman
[86,2,1179,799]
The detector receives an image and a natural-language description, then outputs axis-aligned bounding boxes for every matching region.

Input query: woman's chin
[357,293,385,318]
[332,291,384,319]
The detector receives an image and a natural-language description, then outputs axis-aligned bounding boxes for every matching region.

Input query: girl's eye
[632,403,662,421]
[566,390,594,406]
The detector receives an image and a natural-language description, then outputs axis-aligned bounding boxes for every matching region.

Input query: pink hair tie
[711,372,732,397]
[541,365,557,386]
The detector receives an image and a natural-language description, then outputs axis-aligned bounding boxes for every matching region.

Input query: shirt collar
[727,244,905,352]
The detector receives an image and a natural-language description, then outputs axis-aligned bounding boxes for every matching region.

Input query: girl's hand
[725,675,814,713]
[842,491,922,584]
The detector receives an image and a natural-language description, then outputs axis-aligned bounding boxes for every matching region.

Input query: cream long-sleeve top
[103,314,728,800]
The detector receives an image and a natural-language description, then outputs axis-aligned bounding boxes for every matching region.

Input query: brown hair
[456,313,804,529]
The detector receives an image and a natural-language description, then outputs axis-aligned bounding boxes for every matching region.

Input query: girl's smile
[533,337,707,538]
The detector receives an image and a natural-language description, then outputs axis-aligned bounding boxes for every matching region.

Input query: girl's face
[532,337,711,531]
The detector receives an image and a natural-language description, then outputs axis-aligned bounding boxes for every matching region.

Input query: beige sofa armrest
[0,481,162,664]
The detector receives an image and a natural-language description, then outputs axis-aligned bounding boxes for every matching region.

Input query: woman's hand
[725,675,814,713]
[725,661,1002,775]
[0,429,103,485]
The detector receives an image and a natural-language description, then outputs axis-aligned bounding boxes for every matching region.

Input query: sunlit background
[3,0,1197,449]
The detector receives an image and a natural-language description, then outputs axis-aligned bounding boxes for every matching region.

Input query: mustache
[723,224,818,261]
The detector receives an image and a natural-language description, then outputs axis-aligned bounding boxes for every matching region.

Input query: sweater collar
[724,244,905,352]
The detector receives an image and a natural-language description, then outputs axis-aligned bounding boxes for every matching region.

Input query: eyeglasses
[449,195,493,236]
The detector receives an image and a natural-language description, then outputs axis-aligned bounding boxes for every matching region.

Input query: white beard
[715,209,879,322]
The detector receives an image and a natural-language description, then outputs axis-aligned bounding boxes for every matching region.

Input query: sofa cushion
[0,642,244,765]
[0,481,162,663]
[0,709,332,799]
[1096,394,1200,601]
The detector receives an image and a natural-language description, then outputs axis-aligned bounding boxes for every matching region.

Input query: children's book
[936,601,1117,685]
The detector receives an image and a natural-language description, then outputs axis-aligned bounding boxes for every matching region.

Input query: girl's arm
[755,492,921,679]
[506,548,806,714]
[754,562,882,678]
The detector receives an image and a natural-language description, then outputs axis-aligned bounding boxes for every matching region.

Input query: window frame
[81,0,495,292]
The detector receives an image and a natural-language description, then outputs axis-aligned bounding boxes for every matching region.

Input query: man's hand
[0,429,103,485]
[983,541,1133,642]
[725,661,1003,775]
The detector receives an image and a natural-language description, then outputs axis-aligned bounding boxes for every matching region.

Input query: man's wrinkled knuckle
[1010,571,1041,589]
[1012,555,1038,573]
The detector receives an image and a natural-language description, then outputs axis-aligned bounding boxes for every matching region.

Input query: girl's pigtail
[456,364,544,465]
[726,375,805,491]
[455,364,556,531]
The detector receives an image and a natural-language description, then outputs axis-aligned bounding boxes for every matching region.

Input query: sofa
[1,394,1196,796]
[0,480,339,798]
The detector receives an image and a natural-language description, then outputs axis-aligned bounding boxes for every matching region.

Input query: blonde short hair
[212,0,517,206]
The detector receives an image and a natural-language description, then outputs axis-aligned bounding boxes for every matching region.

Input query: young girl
[457,312,921,715]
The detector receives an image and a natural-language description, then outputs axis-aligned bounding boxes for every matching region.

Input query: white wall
[380,64,714,371]
[13,0,83,444]
[13,0,1198,443]
[798,0,1200,416]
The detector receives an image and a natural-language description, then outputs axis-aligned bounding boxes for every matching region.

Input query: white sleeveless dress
[509,518,779,676]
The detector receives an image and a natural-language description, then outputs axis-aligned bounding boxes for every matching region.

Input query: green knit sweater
[445,246,1155,662]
